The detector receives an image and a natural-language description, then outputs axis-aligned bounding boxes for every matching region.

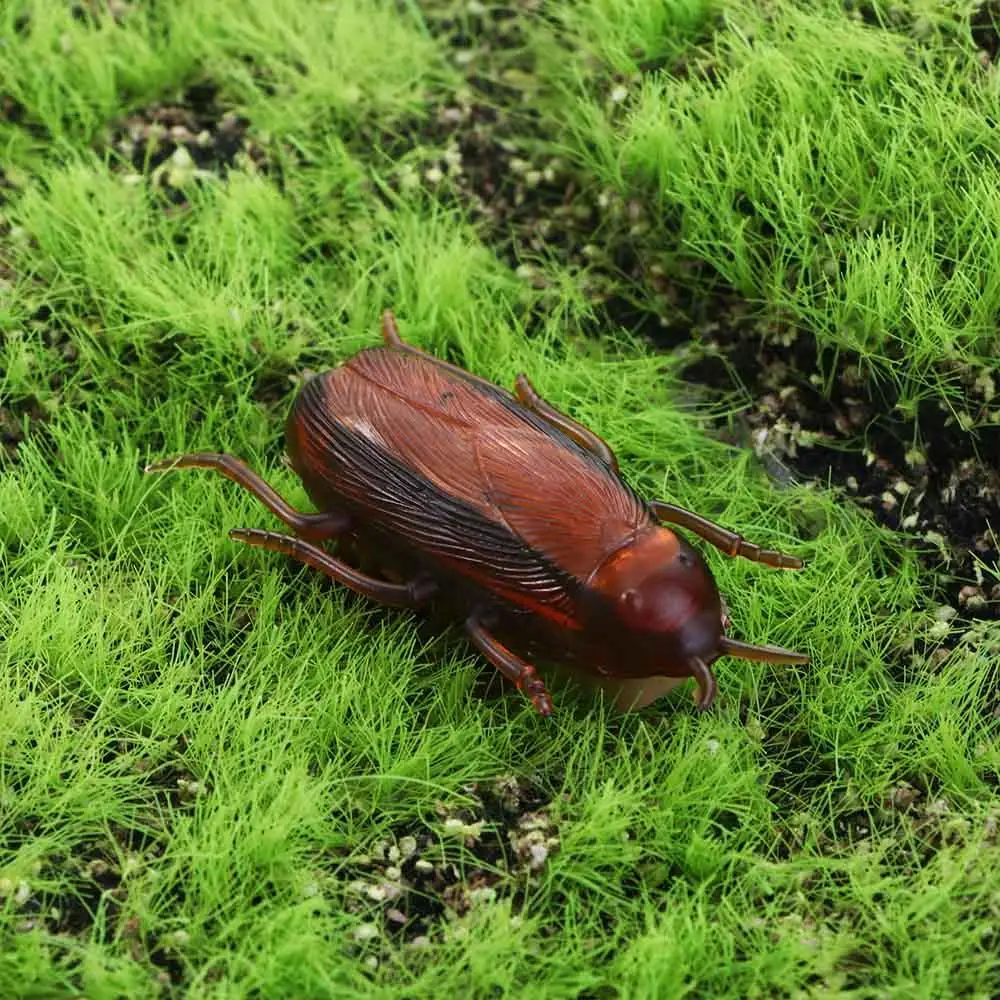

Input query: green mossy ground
[1,1,997,997]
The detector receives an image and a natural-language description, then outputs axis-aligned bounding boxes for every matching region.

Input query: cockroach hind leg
[229,528,433,609]
[144,455,184,474]
[381,310,404,345]
[144,451,348,543]
[690,658,717,712]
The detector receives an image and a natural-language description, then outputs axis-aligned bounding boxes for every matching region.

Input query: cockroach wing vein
[473,425,647,579]
[293,380,579,620]
[346,350,648,576]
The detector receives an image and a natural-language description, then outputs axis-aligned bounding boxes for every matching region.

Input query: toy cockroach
[146,311,808,716]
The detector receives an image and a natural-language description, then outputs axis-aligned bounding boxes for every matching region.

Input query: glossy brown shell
[286,347,653,624]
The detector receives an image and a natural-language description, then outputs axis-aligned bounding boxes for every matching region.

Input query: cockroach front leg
[230,529,438,608]
[465,613,554,716]
[146,453,348,543]
[649,500,804,570]
[513,374,620,473]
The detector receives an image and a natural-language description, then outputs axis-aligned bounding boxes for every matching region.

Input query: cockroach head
[594,527,724,668]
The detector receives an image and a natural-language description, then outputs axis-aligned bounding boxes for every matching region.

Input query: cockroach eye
[621,589,642,611]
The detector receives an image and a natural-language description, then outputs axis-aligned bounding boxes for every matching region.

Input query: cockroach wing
[292,387,578,621]
[290,350,649,622]
[473,426,646,581]
[350,348,649,574]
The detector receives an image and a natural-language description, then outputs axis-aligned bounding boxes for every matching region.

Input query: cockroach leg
[146,452,348,542]
[229,528,437,608]
[380,310,509,396]
[689,657,717,712]
[513,374,620,472]
[465,614,554,716]
[381,310,405,346]
[649,500,804,570]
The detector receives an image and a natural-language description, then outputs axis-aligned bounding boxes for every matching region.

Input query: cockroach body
[147,312,808,716]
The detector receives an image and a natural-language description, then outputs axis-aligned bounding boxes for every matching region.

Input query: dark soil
[674,297,1000,620]
[341,775,558,958]
[969,2,1000,62]
[367,1,628,311]
[103,81,274,205]
[2,817,185,993]
[0,730,216,992]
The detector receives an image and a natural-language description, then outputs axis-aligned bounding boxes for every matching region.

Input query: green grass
[540,0,1000,422]
[1,0,998,997]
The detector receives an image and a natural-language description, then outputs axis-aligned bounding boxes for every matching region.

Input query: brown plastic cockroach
[146,311,809,716]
